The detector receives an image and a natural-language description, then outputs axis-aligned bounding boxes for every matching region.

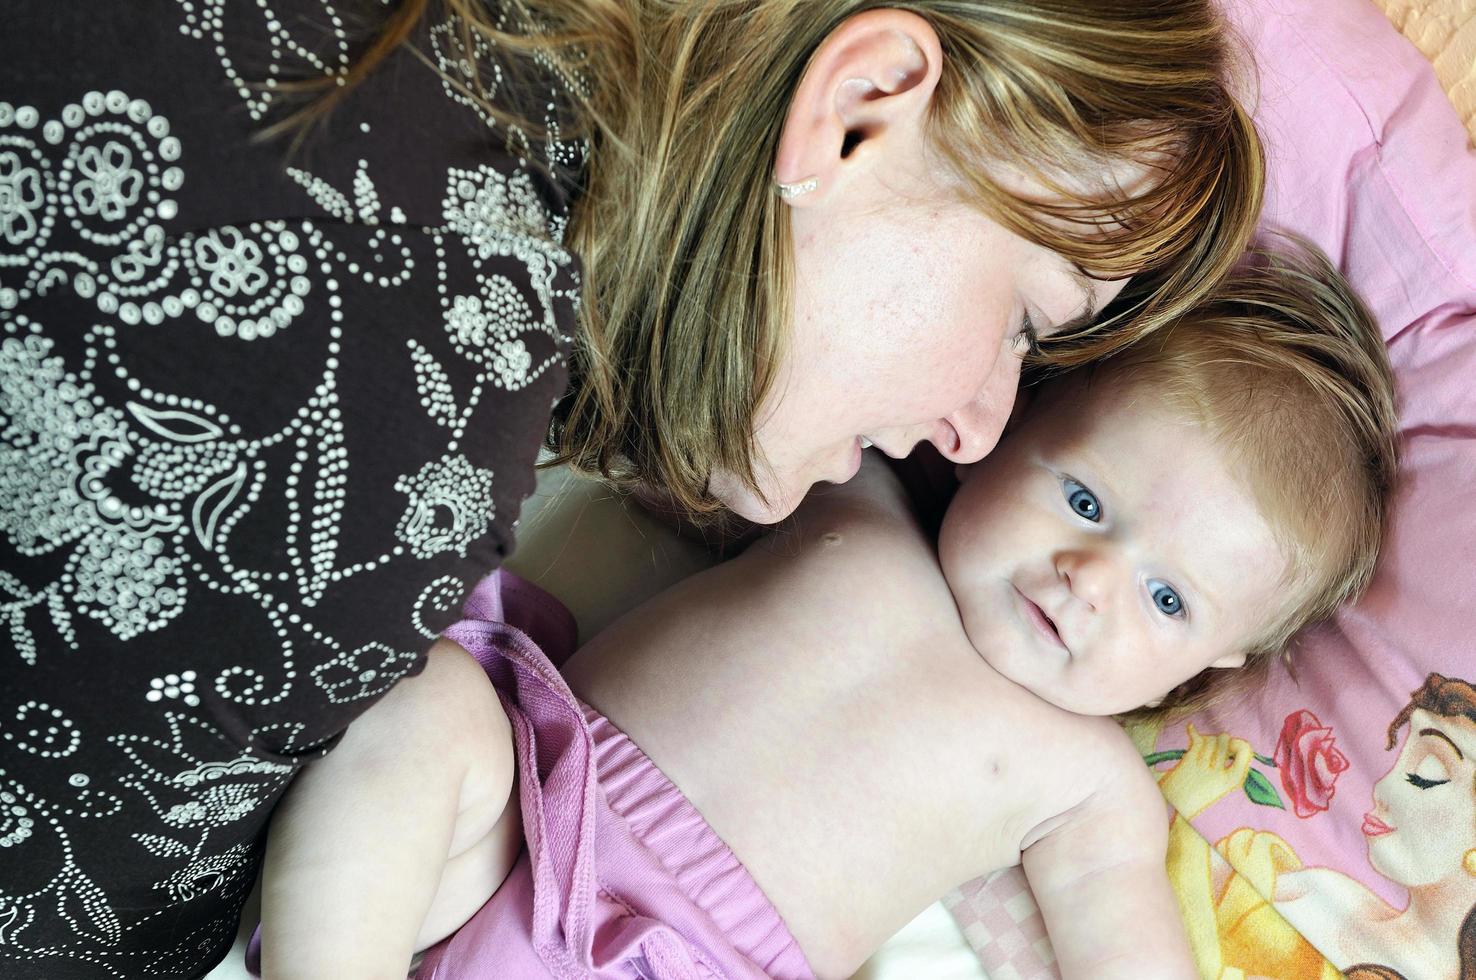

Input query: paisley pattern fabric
[0,2,583,976]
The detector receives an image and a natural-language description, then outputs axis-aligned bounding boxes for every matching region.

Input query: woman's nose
[1055,549,1115,610]
[933,348,1023,464]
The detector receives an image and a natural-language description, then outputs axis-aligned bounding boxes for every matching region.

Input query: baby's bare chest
[577,604,1099,898]
[561,528,1122,967]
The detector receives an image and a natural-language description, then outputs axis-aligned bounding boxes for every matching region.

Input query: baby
[257,247,1397,980]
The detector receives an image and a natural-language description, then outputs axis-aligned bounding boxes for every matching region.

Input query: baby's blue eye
[1148,579,1185,618]
[1060,478,1101,522]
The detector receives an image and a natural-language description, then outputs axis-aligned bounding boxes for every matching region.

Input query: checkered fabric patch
[942,869,1058,980]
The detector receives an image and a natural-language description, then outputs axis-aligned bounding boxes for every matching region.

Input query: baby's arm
[260,640,522,980]
[1020,738,1196,979]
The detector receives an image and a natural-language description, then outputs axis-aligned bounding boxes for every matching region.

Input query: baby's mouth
[1015,586,1067,652]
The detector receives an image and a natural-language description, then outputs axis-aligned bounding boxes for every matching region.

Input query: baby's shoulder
[747,457,949,608]
[786,456,928,548]
[1003,701,1139,755]
[1015,712,1159,810]
[986,711,1165,867]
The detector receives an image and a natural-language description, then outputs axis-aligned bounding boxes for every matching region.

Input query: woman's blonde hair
[284,0,1265,514]
[1111,242,1399,723]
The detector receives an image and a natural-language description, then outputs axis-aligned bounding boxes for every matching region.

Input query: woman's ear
[773,9,943,207]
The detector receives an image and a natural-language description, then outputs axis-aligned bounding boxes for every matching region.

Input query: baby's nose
[1055,550,1115,609]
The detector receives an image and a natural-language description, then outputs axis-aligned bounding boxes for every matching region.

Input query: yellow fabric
[1167,817,1344,980]
[1213,830,1340,980]
[1372,0,1476,140]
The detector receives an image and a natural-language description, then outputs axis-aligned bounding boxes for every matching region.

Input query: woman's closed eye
[1060,476,1101,522]
[1013,312,1043,357]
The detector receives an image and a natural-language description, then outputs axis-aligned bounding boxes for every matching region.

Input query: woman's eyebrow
[1419,727,1465,759]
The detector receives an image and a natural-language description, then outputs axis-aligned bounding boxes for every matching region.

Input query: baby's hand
[1157,724,1253,820]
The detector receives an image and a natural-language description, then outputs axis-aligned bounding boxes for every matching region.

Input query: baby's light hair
[1090,241,1399,721]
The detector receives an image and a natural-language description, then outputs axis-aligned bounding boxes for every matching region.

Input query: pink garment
[415,570,813,980]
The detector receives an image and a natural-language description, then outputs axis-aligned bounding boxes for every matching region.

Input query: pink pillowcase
[1238,0,1476,327]
[948,0,1476,972]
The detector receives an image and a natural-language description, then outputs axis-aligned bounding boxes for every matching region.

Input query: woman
[0,1,1259,977]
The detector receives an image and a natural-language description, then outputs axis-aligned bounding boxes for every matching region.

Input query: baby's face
[938,372,1293,716]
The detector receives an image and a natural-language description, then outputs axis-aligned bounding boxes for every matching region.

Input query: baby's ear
[1210,651,1248,670]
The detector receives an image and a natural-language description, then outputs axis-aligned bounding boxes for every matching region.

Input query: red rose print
[1274,709,1350,818]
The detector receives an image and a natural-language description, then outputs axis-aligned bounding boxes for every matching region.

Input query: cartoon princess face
[1366,708,1476,888]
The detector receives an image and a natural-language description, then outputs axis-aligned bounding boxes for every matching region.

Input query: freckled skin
[711,156,1125,524]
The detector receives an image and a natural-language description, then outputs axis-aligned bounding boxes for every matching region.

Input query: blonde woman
[1,1,1258,978]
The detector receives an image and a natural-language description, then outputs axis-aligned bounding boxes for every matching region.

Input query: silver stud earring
[775,176,819,200]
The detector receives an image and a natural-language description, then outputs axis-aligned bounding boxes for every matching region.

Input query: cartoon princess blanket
[1148,676,1476,980]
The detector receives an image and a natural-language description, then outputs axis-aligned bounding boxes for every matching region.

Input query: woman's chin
[731,493,801,525]
[708,471,800,525]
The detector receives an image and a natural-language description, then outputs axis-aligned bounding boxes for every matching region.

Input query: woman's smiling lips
[1014,585,1067,652]
[1362,812,1393,838]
